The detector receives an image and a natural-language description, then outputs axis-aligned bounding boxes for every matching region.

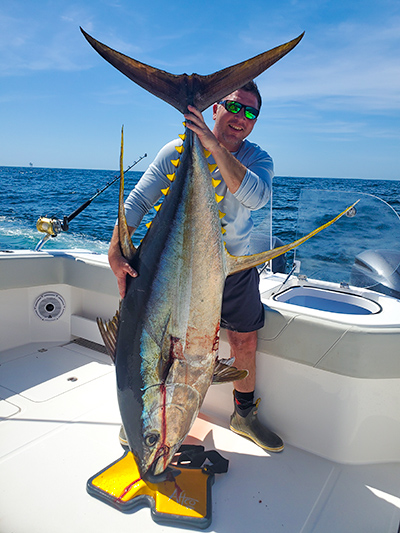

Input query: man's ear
[212,103,219,120]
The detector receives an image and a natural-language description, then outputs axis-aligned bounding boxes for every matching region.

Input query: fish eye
[145,432,159,447]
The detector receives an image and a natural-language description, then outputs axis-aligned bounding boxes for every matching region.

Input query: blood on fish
[169,335,188,383]
[153,383,169,470]
[151,336,184,476]
[212,322,220,355]
[169,336,184,360]
[161,336,184,383]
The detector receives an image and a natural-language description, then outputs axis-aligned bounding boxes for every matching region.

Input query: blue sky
[1,0,400,179]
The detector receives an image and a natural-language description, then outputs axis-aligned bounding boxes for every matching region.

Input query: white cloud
[0,4,94,75]
[257,17,400,113]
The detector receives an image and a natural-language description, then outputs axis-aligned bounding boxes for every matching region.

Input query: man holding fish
[108,81,284,453]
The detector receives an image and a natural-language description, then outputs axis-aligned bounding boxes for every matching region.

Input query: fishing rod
[35,153,147,251]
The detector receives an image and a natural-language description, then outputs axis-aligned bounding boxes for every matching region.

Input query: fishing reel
[36,216,65,237]
[35,216,69,251]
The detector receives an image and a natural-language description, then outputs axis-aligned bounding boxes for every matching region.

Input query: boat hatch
[274,286,381,315]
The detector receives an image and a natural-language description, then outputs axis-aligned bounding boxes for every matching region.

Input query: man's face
[212,89,259,152]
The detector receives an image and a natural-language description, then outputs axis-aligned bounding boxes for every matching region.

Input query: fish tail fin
[118,126,136,261]
[226,200,360,275]
[81,27,304,113]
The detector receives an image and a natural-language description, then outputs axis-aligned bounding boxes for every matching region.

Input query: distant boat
[29,162,33,167]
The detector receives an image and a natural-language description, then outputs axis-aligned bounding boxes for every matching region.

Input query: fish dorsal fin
[212,360,248,384]
[81,27,304,113]
[97,308,120,363]
[118,126,136,261]
[225,200,360,275]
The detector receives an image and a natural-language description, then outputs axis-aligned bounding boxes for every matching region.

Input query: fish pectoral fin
[96,309,120,363]
[225,200,360,276]
[212,361,248,384]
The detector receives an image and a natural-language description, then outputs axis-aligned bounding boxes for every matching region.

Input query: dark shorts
[220,268,265,333]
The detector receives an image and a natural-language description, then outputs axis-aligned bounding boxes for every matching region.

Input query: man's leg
[227,330,257,393]
[227,329,284,452]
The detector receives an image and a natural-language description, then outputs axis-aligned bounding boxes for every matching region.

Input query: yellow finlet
[161,187,170,195]
[221,227,226,234]
[175,145,184,154]
[178,134,186,141]
[171,159,181,168]
[204,149,211,158]
[212,178,221,188]
[154,204,162,212]
[145,221,152,228]
[166,173,176,182]
[215,193,224,203]
[218,210,226,219]
[208,163,218,173]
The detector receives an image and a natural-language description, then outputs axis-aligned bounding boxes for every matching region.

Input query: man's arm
[109,141,181,297]
[108,225,137,298]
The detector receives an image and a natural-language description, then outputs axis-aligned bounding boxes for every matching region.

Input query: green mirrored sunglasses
[218,100,259,120]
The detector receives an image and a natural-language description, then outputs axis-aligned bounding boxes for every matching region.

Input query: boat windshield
[293,189,400,290]
[249,192,273,254]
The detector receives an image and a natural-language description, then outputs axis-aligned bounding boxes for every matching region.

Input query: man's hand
[184,105,219,154]
[184,105,247,194]
[111,255,137,299]
[108,226,137,298]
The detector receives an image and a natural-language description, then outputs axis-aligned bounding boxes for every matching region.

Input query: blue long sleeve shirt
[124,138,273,256]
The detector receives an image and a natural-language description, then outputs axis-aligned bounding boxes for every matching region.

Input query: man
[108,81,283,453]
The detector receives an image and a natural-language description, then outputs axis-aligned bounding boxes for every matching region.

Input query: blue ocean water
[1,166,400,271]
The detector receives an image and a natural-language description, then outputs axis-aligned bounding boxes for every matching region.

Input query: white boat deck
[1,339,400,532]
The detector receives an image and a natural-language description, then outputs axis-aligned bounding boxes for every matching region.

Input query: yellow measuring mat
[87,445,229,529]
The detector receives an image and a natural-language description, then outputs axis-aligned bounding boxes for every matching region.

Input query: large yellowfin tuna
[82,29,356,482]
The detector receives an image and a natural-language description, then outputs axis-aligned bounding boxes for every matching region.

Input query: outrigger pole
[34,153,147,251]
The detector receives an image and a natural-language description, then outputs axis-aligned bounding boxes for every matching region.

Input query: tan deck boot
[230,398,284,452]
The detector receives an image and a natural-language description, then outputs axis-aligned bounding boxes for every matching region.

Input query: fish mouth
[143,445,181,483]
[149,444,171,476]
[143,464,180,484]
[154,443,170,462]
